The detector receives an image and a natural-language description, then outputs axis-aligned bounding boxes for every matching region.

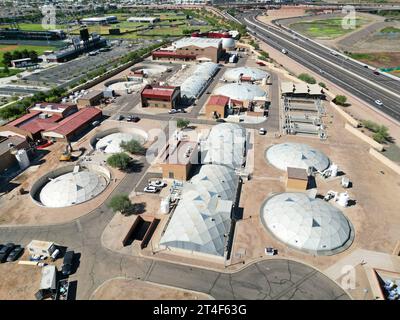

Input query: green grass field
[290,18,367,39]
[0,44,56,67]
[380,26,400,33]
[0,68,22,78]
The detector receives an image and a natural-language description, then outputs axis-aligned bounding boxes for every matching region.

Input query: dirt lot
[90,277,211,300]
[0,251,63,300]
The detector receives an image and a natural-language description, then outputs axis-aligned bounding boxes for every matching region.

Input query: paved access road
[239,12,400,122]
[0,156,349,300]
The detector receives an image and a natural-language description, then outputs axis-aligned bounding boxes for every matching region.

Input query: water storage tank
[222,37,236,50]
[337,192,349,207]
[15,149,30,170]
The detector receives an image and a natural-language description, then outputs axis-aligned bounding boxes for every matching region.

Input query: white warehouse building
[214,83,267,101]
[159,123,247,259]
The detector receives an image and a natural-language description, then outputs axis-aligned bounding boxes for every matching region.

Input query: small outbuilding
[286,167,308,191]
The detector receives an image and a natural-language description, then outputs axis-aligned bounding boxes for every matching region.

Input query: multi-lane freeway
[236,12,400,122]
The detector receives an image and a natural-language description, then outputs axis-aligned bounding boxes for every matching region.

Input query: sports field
[290,18,367,39]
[0,44,56,67]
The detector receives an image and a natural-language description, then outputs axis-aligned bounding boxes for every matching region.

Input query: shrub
[298,73,316,84]
[318,82,326,88]
[177,118,190,129]
[108,194,132,214]
[333,95,347,106]
[106,152,131,170]
[120,139,145,155]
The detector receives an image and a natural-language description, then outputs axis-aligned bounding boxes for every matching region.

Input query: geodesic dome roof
[223,67,269,82]
[96,132,145,154]
[189,164,238,201]
[39,170,108,208]
[214,83,267,101]
[266,143,330,172]
[159,164,237,257]
[202,123,246,169]
[261,192,352,255]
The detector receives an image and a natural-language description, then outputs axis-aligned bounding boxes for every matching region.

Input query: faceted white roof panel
[181,62,219,99]
[159,164,237,257]
[40,170,108,207]
[261,193,352,254]
[266,143,330,172]
[214,83,267,101]
[96,132,145,154]
[223,67,269,82]
[173,37,222,49]
[203,123,246,169]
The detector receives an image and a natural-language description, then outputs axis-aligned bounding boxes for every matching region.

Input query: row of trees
[0,87,67,120]
[2,49,38,67]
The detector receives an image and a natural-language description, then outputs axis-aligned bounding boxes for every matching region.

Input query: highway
[238,12,400,123]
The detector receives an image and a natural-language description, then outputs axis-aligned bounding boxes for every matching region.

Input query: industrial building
[205,94,243,119]
[260,192,353,255]
[81,16,118,25]
[201,123,247,169]
[0,136,30,173]
[286,167,309,191]
[191,31,236,50]
[0,103,78,141]
[77,91,104,107]
[223,67,269,83]
[180,62,220,100]
[266,143,330,172]
[159,140,198,181]
[281,82,326,99]
[41,107,102,142]
[214,83,267,102]
[159,123,247,259]
[127,17,160,23]
[153,37,223,63]
[140,85,181,109]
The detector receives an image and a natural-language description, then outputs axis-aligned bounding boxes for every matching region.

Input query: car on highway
[144,185,159,193]
[375,100,383,106]
[149,180,166,188]
[281,48,288,54]
[6,245,24,262]
[0,243,15,263]
[373,70,380,75]
[330,51,338,56]
[62,251,75,276]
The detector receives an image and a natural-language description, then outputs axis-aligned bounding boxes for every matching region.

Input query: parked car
[216,118,226,123]
[259,128,267,135]
[92,120,100,127]
[178,109,186,113]
[127,115,140,122]
[169,109,178,114]
[265,247,276,256]
[375,100,383,106]
[117,114,124,121]
[0,243,15,263]
[6,245,24,262]
[149,180,166,188]
[144,185,159,193]
[62,251,74,276]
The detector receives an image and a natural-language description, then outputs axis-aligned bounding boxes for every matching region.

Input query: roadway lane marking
[245,17,400,100]
[254,30,400,119]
